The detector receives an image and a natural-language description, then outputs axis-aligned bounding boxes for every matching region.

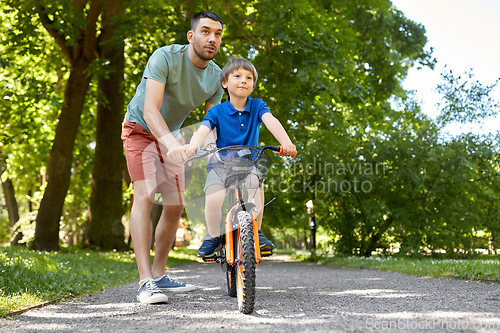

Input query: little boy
[185,57,296,258]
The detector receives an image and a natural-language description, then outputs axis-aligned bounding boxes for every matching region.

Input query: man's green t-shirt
[125,44,223,136]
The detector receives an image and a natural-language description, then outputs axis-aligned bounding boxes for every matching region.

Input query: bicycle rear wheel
[235,211,256,314]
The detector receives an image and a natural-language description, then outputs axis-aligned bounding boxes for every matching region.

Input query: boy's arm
[185,125,212,157]
[262,113,297,157]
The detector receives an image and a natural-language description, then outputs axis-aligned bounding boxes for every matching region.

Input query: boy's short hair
[191,11,223,31]
[220,57,258,95]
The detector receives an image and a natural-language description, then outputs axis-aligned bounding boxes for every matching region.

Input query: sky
[391,0,500,136]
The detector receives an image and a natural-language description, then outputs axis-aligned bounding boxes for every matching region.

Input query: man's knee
[162,204,184,218]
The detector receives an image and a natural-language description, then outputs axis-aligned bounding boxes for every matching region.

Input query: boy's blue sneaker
[137,278,169,304]
[258,230,274,251]
[154,274,196,292]
[197,236,221,258]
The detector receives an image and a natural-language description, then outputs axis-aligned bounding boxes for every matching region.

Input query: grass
[293,251,500,282]
[0,246,199,317]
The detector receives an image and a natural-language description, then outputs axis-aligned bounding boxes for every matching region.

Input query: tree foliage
[0,0,499,257]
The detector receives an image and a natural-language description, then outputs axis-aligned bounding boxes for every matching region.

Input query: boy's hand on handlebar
[280,143,297,157]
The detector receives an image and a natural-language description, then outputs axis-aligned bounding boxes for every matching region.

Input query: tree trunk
[86,0,126,250]
[1,177,24,246]
[1,178,19,227]
[34,60,92,251]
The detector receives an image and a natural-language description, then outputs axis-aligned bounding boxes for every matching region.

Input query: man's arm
[262,113,296,157]
[143,78,188,163]
[205,102,215,115]
[203,102,217,145]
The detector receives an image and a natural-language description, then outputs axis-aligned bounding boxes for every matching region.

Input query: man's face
[189,18,223,61]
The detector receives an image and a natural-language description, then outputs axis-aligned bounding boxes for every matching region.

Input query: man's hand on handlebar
[183,144,199,159]
[166,141,191,164]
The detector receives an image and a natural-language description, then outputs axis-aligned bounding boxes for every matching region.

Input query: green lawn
[0,246,198,317]
[294,252,500,282]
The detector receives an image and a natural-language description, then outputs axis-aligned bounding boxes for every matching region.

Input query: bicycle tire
[236,211,256,314]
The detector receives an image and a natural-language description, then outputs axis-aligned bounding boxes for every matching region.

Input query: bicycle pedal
[260,250,273,257]
[202,257,217,262]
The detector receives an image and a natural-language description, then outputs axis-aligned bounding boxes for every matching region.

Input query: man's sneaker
[154,274,196,292]
[137,278,169,304]
[258,230,274,251]
[197,236,221,258]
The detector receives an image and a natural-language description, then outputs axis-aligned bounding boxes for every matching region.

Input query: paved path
[1,255,500,332]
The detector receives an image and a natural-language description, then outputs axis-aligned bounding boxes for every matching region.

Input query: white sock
[153,275,165,282]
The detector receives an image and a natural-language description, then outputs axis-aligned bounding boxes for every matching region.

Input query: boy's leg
[197,182,225,258]
[248,186,274,251]
[248,186,265,228]
[204,184,226,237]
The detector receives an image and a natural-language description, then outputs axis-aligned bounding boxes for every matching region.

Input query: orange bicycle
[186,144,293,314]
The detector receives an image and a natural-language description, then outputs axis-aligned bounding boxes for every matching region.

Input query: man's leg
[151,191,184,279]
[150,191,196,292]
[129,180,156,281]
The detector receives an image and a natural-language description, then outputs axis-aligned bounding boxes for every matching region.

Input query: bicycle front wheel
[236,211,256,314]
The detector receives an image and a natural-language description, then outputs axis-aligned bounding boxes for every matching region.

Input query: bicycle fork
[225,198,262,265]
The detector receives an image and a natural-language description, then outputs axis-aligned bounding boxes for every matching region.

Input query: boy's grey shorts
[204,170,224,192]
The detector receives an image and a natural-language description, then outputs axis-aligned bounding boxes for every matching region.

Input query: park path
[1,255,500,332]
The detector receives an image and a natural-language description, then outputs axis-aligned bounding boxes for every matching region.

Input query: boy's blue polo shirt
[201,97,271,148]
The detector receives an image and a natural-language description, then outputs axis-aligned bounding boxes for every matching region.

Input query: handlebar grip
[278,146,297,158]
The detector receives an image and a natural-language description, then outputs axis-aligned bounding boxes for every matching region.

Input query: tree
[30,0,104,250]
[0,4,62,246]
[436,68,500,125]
[85,0,126,250]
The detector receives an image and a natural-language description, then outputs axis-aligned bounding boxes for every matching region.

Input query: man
[121,11,224,304]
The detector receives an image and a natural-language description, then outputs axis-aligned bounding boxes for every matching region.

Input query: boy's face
[222,68,255,99]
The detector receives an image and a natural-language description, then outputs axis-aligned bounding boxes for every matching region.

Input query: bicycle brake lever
[183,147,214,165]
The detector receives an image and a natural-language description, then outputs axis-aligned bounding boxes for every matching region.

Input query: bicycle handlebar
[183,147,212,165]
[183,145,297,165]
[262,145,298,158]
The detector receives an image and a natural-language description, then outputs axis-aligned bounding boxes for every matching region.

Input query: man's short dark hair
[191,11,223,31]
